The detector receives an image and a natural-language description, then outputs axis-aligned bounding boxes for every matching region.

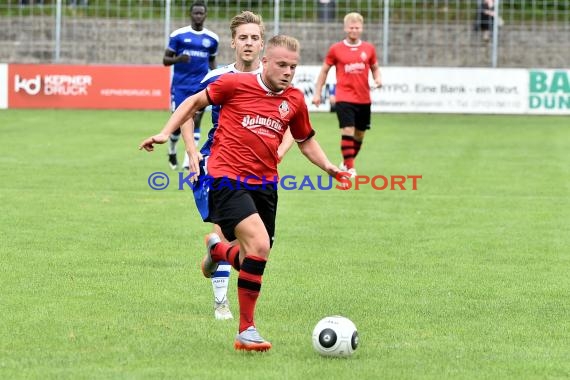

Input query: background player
[312,12,382,176]
[162,0,218,170]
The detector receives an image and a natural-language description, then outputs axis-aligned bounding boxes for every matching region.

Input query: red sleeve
[368,43,378,66]
[324,44,337,67]
[206,73,237,105]
[289,92,315,142]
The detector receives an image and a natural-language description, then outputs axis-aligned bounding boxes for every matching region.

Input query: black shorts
[209,178,278,246]
[335,102,372,131]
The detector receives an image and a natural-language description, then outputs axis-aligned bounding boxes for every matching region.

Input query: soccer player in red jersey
[195,11,294,322]
[139,35,341,352]
[312,12,382,176]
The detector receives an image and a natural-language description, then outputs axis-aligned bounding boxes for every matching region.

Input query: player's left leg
[353,130,364,160]
[232,185,276,351]
[210,224,233,320]
[232,214,272,351]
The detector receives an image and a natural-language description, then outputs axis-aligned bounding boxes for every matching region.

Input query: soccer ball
[312,316,359,357]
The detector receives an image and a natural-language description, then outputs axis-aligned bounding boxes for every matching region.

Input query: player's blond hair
[266,35,300,53]
[344,12,364,25]
[229,11,265,39]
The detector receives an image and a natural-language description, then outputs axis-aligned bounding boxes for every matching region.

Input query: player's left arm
[297,136,340,178]
[370,62,382,89]
[208,37,219,70]
[163,48,189,66]
[208,55,217,70]
[289,96,337,175]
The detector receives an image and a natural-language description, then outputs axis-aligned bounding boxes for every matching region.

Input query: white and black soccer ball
[312,316,359,357]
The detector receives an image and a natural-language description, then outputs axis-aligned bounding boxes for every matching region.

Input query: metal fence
[0,1,569,67]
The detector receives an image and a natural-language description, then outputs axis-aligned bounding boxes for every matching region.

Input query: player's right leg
[168,128,180,170]
[191,162,234,320]
[335,102,357,175]
[202,232,221,277]
[202,228,271,350]
[193,109,205,147]
[168,95,183,170]
[351,103,372,177]
[210,225,233,320]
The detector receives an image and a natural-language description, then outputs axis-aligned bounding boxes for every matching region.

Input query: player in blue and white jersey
[163,0,218,170]
[191,11,265,321]
[142,11,293,322]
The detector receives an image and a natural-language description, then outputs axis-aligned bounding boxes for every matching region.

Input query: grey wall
[1,18,568,68]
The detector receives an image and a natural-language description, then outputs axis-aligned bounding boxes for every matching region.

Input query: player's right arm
[162,48,189,66]
[277,129,295,163]
[312,62,332,107]
[138,90,210,152]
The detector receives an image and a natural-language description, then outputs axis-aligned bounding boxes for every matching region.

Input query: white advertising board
[293,66,569,115]
[372,67,527,114]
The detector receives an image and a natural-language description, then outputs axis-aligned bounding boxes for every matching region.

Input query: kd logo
[14,74,42,95]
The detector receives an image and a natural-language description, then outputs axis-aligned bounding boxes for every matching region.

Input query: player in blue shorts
[162,0,219,170]
[190,11,294,320]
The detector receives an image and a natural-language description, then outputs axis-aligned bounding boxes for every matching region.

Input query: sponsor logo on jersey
[241,114,284,133]
[184,50,209,58]
[344,62,365,73]
[278,100,290,118]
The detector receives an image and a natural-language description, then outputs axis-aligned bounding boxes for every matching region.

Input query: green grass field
[1,109,569,379]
